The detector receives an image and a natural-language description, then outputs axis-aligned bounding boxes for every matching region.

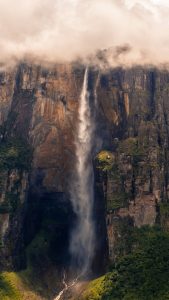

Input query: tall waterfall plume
[70,67,96,275]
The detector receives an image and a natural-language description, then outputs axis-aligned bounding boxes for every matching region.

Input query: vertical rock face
[0,170,29,270]
[96,68,169,261]
[1,63,169,272]
[0,63,84,270]
[0,71,16,125]
[29,64,83,192]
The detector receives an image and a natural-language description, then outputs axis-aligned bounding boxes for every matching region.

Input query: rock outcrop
[0,63,169,274]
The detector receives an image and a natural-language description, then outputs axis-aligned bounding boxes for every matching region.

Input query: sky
[0,0,169,68]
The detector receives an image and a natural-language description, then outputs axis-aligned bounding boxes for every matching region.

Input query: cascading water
[54,271,78,300]
[54,67,98,300]
[70,67,95,275]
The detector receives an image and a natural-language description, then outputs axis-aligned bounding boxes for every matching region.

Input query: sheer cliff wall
[0,64,169,270]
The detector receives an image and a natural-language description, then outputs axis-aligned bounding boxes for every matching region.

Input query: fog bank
[0,0,169,67]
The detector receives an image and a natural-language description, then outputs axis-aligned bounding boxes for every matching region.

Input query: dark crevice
[149,71,156,119]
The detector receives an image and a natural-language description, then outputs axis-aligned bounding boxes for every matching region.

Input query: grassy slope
[0,271,43,300]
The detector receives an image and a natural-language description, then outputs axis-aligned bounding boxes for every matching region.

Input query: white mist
[70,67,95,275]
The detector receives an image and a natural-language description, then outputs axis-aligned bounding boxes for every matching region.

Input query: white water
[54,272,67,300]
[70,67,95,275]
[54,272,78,300]
[54,68,98,300]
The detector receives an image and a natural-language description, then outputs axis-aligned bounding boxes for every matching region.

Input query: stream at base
[54,273,78,300]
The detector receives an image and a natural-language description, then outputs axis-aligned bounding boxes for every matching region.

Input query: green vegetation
[96,150,131,211]
[0,231,56,299]
[0,138,32,171]
[113,218,134,258]
[96,151,115,172]
[81,226,169,300]
[107,192,129,211]
[0,192,21,215]
[0,272,22,300]
[108,164,120,180]
[118,137,146,164]
[0,137,32,215]
[0,271,44,300]
[160,203,169,218]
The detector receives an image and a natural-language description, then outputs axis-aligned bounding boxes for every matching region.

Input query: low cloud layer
[0,0,169,67]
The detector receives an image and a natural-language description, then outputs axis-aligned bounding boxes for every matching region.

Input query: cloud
[0,0,169,68]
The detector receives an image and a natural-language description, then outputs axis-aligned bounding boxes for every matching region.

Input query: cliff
[0,63,169,298]
[95,68,169,261]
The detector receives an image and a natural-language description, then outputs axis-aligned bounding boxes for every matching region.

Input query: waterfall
[54,68,99,299]
[70,67,95,275]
